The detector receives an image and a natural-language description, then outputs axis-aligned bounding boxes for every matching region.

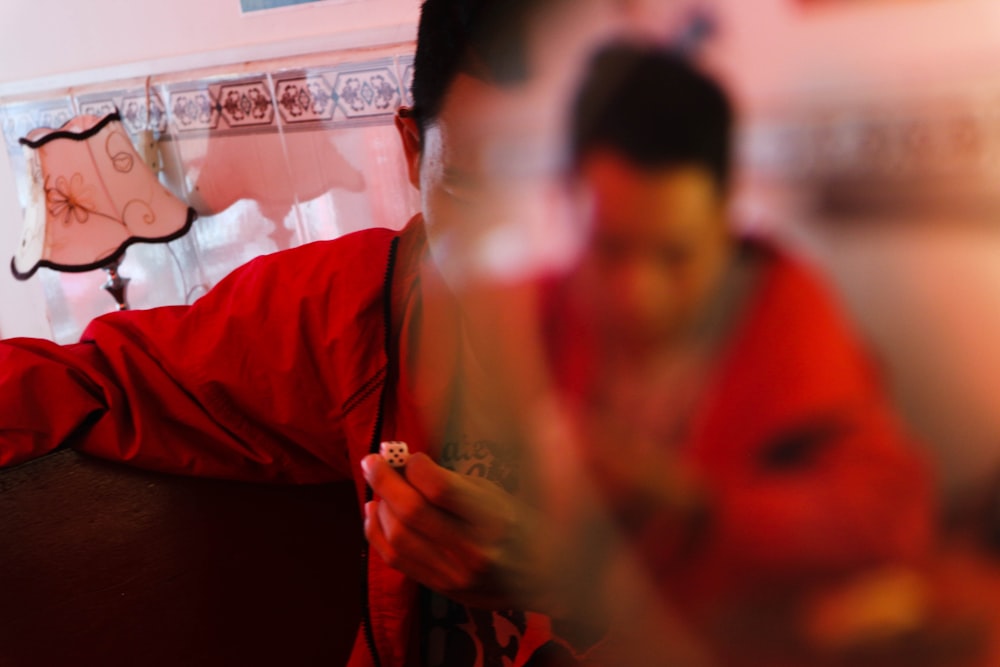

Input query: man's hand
[362,451,552,612]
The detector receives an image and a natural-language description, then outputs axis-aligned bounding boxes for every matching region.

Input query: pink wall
[713,0,1000,114]
[708,0,1000,497]
[0,0,419,91]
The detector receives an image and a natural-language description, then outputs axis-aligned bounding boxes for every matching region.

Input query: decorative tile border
[742,102,1000,182]
[75,89,169,137]
[8,51,1000,194]
[161,75,277,136]
[0,51,416,151]
[268,56,413,131]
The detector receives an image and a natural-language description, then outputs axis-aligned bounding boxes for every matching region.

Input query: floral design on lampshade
[46,173,96,226]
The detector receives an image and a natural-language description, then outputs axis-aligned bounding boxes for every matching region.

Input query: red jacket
[0,216,483,667]
[685,242,932,603]
[546,240,933,621]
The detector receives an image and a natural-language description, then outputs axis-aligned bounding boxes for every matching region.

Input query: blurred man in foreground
[0,1,627,665]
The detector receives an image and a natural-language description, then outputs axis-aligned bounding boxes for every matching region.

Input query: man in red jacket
[545,41,934,658]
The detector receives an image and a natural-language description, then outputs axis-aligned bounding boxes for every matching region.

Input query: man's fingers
[362,453,408,494]
[405,453,521,544]
[362,455,538,611]
[405,452,502,519]
[366,451,501,522]
[365,499,431,572]
[365,499,430,578]
[362,453,465,541]
[364,499,486,597]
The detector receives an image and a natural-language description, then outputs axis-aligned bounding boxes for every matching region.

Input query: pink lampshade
[10,111,195,280]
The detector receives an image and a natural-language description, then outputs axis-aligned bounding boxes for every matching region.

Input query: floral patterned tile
[76,94,120,120]
[397,54,414,107]
[161,76,277,136]
[1,99,75,148]
[119,90,169,135]
[217,78,276,129]
[164,85,222,134]
[273,72,337,125]
[328,59,401,121]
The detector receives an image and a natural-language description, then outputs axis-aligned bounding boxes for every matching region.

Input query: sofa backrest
[0,449,364,666]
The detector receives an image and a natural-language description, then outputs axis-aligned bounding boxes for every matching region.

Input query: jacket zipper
[362,235,400,667]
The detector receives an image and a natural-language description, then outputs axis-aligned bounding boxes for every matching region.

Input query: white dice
[380,441,410,468]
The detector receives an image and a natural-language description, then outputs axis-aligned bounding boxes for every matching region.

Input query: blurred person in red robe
[544,41,936,660]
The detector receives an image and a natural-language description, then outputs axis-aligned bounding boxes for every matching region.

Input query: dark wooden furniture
[0,449,364,666]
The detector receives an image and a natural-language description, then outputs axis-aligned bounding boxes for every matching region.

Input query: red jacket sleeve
[0,231,393,483]
[681,249,934,603]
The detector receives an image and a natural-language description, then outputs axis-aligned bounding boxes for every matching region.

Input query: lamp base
[102,258,131,311]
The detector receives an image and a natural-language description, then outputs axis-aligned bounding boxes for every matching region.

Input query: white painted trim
[0,23,417,100]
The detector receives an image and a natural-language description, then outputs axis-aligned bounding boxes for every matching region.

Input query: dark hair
[411,0,556,132]
[571,41,734,190]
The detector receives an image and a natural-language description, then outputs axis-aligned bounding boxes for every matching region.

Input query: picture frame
[241,0,325,13]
